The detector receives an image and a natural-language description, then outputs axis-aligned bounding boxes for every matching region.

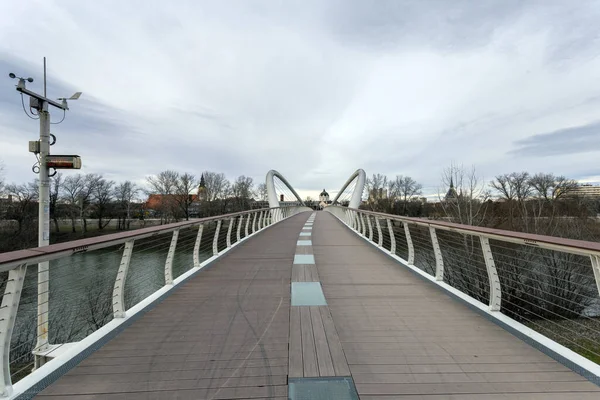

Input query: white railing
[0,206,310,397]
[326,205,600,381]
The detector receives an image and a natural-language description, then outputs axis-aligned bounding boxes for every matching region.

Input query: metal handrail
[0,205,311,397]
[0,207,292,272]
[334,207,600,256]
[325,205,600,380]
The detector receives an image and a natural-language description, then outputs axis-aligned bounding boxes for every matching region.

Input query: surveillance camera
[9,73,16,79]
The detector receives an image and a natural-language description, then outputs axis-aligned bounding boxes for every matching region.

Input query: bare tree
[256,183,268,201]
[490,172,532,230]
[365,173,390,211]
[202,171,229,202]
[0,160,5,196]
[146,170,179,223]
[92,177,115,229]
[390,175,423,215]
[439,163,489,226]
[528,173,579,235]
[232,175,254,210]
[62,174,84,233]
[174,172,197,221]
[114,181,139,230]
[5,181,38,233]
[62,174,100,233]
[49,173,63,233]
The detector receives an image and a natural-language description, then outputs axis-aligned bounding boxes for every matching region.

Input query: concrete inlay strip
[294,254,315,264]
[289,377,359,400]
[291,282,327,306]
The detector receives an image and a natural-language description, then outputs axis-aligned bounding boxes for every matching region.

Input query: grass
[526,317,600,365]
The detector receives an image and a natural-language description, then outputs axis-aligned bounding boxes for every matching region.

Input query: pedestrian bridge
[1,171,600,399]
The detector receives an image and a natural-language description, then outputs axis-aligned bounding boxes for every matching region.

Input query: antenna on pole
[43,57,47,97]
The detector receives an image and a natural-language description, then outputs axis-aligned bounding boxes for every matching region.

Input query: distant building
[319,189,330,203]
[568,184,600,198]
[444,178,459,202]
[197,174,207,201]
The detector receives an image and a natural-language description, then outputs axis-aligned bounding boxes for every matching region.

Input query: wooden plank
[307,265,320,282]
[289,306,303,377]
[300,306,319,377]
[310,306,335,376]
[291,265,302,282]
[319,306,350,376]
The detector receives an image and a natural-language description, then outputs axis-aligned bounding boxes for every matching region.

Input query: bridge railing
[326,205,600,377]
[0,206,310,397]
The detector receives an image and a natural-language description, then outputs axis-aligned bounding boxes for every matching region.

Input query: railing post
[252,212,258,233]
[193,224,204,268]
[113,240,134,318]
[226,217,234,248]
[429,226,444,281]
[213,220,222,256]
[591,255,600,296]
[387,218,396,254]
[480,236,501,311]
[367,215,373,241]
[35,259,49,366]
[353,211,359,231]
[404,222,415,265]
[0,264,27,397]
[375,217,383,247]
[245,213,250,237]
[360,213,366,236]
[165,229,179,285]
[259,211,264,230]
[236,215,243,242]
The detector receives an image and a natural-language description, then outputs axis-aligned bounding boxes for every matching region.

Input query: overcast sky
[1,0,600,200]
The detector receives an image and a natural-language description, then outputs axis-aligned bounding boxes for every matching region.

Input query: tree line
[363,164,600,324]
[0,165,268,252]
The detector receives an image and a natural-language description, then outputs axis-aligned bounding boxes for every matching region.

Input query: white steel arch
[331,169,366,209]
[266,170,305,209]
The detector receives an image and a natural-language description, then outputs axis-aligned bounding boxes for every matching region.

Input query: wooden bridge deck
[36,212,600,399]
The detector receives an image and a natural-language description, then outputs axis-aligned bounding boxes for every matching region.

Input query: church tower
[197,173,207,201]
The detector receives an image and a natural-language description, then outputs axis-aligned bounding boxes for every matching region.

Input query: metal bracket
[480,236,502,311]
[590,254,600,298]
[226,217,234,248]
[236,215,243,242]
[404,222,415,265]
[165,230,179,285]
[0,264,27,397]
[387,219,396,254]
[113,240,134,317]
[193,224,204,268]
[429,227,444,281]
[213,220,222,256]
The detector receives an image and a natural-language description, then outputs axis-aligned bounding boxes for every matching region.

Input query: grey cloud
[510,121,600,157]
[325,0,527,51]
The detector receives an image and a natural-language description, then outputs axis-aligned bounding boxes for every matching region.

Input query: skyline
[2,1,600,201]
